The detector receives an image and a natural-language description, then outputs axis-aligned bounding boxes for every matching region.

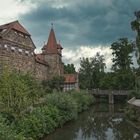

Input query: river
[43,103,140,140]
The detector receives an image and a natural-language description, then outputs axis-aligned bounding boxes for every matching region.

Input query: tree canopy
[111,38,134,72]
[131,10,140,64]
[79,53,106,89]
[64,63,76,74]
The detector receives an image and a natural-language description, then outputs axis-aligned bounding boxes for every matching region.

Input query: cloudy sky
[0,0,139,70]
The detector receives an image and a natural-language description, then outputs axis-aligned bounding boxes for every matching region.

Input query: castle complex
[0,21,78,91]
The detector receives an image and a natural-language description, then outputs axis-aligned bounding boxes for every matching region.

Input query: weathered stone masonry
[0,21,79,91]
[0,21,63,80]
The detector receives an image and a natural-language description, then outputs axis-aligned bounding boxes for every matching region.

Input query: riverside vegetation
[0,69,94,140]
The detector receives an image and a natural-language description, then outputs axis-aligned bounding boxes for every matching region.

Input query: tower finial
[51,22,53,29]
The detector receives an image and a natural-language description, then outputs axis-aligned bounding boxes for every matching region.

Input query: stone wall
[0,27,50,80]
[0,41,35,75]
[35,62,48,80]
[0,28,63,81]
[44,53,64,78]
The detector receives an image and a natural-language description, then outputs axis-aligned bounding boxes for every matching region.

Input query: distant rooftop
[128,97,140,108]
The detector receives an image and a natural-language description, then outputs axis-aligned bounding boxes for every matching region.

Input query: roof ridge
[0,20,30,35]
[0,20,18,27]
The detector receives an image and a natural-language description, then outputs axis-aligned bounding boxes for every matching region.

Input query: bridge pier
[90,89,130,104]
[109,94,114,104]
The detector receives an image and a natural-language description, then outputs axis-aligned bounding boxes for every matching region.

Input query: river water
[43,103,140,140]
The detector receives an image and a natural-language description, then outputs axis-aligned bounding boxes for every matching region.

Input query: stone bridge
[88,89,132,104]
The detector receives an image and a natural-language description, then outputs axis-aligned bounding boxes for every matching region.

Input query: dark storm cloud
[19,0,140,49]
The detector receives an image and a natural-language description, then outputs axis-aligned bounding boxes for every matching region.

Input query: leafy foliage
[64,63,76,74]
[70,90,94,112]
[0,115,25,140]
[0,69,30,118]
[14,91,94,139]
[16,106,60,139]
[45,93,78,123]
[111,38,134,71]
[0,68,45,118]
[125,106,139,121]
[42,75,65,92]
[79,52,106,89]
[131,10,140,65]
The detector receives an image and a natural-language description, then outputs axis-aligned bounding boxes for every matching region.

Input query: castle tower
[42,25,64,78]
[0,21,36,74]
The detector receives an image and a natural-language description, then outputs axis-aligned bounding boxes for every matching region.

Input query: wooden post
[109,94,114,104]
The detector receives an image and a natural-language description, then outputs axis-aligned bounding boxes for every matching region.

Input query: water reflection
[43,104,140,140]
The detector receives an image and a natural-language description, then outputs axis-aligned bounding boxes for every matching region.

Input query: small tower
[42,24,64,78]
[57,41,63,55]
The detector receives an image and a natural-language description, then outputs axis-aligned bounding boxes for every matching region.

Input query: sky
[0,0,139,70]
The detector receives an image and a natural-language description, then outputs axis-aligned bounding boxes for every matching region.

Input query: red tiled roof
[64,74,77,83]
[42,28,58,54]
[35,54,48,66]
[0,20,30,36]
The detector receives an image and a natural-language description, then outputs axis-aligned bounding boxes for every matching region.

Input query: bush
[15,106,60,139]
[0,89,94,140]
[128,90,140,99]
[0,70,45,118]
[125,106,139,121]
[0,115,25,140]
[71,91,94,112]
[45,93,78,124]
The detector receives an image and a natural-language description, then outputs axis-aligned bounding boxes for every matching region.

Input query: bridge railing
[88,89,133,95]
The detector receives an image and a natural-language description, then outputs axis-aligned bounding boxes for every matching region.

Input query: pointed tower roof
[42,26,59,54]
[0,20,30,36]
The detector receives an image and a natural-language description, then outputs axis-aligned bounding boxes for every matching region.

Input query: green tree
[21,73,45,105]
[131,10,140,64]
[79,57,93,89]
[79,53,106,89]
[111,38,134,71]
[110,38,134,89]
[64,63,76,74]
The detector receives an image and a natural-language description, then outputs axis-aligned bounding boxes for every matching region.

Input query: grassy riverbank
[0,91,94,140]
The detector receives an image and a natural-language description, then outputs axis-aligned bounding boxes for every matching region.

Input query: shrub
[128,90,140,99]
[45,93,78,124]
[0,87,94,140]
[0,115,25,140]
[0,70,45,119]
[71,91,94,112]
[125,106,139,121]
[16,106,60,139]
[0,70,30,118]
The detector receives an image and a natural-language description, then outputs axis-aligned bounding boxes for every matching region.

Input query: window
[18,48,22,53]
[11,46,16,51]
[14,31,18,35]
[4,44,7,48]
[25,50,29,54]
